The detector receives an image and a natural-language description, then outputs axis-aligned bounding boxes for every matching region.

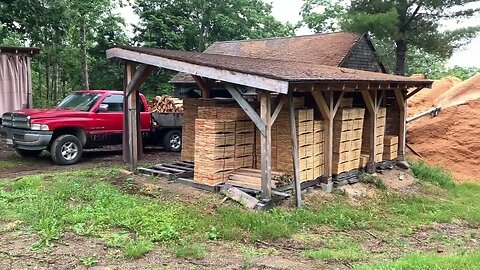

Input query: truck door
[93,94,124,145]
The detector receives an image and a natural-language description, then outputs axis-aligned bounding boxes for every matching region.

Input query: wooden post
[312,90,344,191]
[123,62,134,163]
[395,89,407,161]
[260,92,272,199]
[192,75,210,98]
[361,90,378,173]
[288,90,302,208]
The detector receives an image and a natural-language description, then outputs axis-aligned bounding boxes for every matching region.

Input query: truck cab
[0,90,156,165]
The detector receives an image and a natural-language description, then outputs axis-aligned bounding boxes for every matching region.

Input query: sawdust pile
[408,76,462,115]
[408,99,480,182]
[436,73,480,108]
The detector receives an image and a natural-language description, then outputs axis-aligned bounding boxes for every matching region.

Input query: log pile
[332,108,365,174]
[148,96,183,113]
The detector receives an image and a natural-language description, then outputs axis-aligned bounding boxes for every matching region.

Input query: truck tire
[15,149,43,157]
[163,130,182,152]
[50,134,83,165]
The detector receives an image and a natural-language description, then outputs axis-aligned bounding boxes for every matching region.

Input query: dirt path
[0,143,180,179]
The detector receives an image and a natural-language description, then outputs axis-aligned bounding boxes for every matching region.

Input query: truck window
[101,94,146,112]
[101,95,124,112]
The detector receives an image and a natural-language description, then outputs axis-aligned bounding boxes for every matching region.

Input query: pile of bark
[149,96,183,113]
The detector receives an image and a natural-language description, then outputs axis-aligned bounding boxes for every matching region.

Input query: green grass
[355,251,480,270]
[173,243,208,259]
[303,235,366,261]
[1,163,480,260]
[410,160,456,189]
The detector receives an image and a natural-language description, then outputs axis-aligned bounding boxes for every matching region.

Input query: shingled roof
[107,46,431,94]
[170,32,386,84]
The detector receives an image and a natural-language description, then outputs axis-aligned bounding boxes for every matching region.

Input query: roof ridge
[208,31,358,46]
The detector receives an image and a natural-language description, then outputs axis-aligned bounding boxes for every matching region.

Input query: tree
[301,0,480,75]
[134,0,294,52]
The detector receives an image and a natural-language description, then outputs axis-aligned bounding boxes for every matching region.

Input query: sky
[119,0,480,68]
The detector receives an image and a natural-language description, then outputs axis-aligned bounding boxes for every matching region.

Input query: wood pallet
[138,162,194,180]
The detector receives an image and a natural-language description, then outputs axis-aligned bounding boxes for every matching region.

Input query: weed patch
[173,243,208,259]
[411,161,455,189]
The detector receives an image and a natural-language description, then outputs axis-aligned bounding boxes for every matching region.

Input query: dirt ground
[0,143,180,179]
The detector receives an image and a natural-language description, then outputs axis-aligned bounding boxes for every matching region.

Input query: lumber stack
[226,168,286,190]
[332,108,365,174]
[181,99,217,162]
[255,108,323,182]
[194,119,236,186]
[234,120,255,169]
[148,95,183,113]
[361,107,387,162]
[382,135,399,161]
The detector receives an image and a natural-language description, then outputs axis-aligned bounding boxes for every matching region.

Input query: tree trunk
[80,21,90,90]
[395,39,407,75]
[46,57,50,103]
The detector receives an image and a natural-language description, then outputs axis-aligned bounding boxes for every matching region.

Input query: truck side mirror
[96,104,109,113]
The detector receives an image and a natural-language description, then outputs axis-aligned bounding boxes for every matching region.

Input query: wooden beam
[288,90,302,207]
[395,89,407,161]
[107,48,289,94]
[377,90,385,110]
[312,91,330,119]
[192,75,210,98]
[332,91,345,117]
[126,64,154,96]
[260,92,272,199]
[122,62,134,163]
[361,90,378,173]
[225,83,266,136]
[271,95,287,124]
[406,87,424,100]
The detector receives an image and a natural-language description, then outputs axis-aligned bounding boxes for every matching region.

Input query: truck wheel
[15,149,43,157]
[163,130,182,152]
[50,135,83,165]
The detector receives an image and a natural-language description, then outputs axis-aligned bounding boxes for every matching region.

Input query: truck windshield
[57,92,101,111]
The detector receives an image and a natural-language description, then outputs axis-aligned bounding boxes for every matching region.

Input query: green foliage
[79,256,98,267]
[410,161,456,189]
[355,251,480,270]
[173,243,208,259]
[301,0,480,75]
[123,238,155,259]
[358,173,386,190]
[303,234,366,261]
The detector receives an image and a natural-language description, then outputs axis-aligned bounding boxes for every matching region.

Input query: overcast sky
[120,0,480,68]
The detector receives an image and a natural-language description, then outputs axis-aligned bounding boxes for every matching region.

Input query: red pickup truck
[0,90,183,165]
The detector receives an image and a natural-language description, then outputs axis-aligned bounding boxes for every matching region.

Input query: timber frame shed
[106,41,432,205]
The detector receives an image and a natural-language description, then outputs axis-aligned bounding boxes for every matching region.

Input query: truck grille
[1,113,30,129]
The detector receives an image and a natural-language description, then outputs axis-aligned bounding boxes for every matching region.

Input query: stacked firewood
[148,96,183,113]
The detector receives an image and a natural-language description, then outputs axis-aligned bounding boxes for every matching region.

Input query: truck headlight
[30,124,50,131]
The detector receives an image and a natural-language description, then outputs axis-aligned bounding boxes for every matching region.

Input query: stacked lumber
[194,119,236,186]
[361,107,387,162]
[234,120,255,169]
[181,99,218,162]
[148,96,183,113]
[332,108,365,174]
[382,135,399,161]
[226,168,287,190]
[255,107,322,182]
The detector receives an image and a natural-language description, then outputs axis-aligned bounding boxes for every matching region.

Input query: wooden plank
[126,64,154,96]
[107,48,290,94]
[312,91,330,119]
[332,91,345,117]
[176,162,195,168]
[395,89,407,161]
[152,165,184,173]
[260,91,272,199]
[325,91,334,182]
[225,83,266,136]
[362,90,378,173]
[162,163,194,171]
[192,75,210,98]
[271,95,286,124]
[406,86,424,100]
[288,89,302,208]
[220,185,260,209]
[122,62,134,163]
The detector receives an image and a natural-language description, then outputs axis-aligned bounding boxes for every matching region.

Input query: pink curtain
[0,53,31,115]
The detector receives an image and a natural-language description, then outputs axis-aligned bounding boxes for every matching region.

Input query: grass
[0,162,479,263]
[355,251,480,270]
[303,235,366,261]
[410,160,456,189]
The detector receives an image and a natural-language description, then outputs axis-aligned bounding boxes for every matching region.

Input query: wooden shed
[106,33,431,205]
[0,46,40,116]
